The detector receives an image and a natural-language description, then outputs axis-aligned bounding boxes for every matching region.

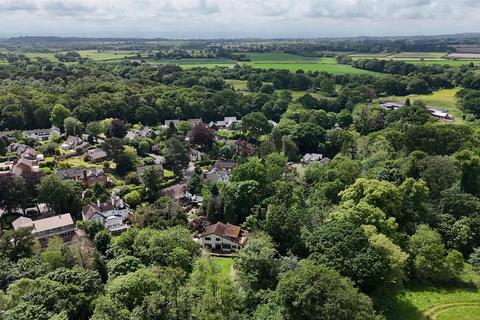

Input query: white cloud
[0,0,478,37]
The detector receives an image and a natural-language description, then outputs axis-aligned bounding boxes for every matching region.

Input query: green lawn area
[385,265,480,320]
[58,156,101,168]
[378,88,463,123]
[164,169,174,178]
[228,79,249,92]
[211,257,234,279]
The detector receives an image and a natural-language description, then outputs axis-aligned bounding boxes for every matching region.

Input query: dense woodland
[1,38,480,320]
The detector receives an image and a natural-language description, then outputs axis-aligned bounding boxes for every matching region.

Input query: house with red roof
[197,222,248,252]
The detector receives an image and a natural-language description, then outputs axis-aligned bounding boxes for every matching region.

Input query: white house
[197,222,248,252]
[82,194,129,234]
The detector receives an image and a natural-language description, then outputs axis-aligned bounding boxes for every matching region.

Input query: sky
[0,0,479,38]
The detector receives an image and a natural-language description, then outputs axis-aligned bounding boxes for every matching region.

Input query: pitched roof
[82,195,128,220]
[136,164,164,177]
[200,222,248,245]
[56,167,105,180]
[31,214,74,233]
[12,216,34,230]
[13,214,75,233]
[87,148,107,160]
[160,184,187,201]
[212,160,236,171]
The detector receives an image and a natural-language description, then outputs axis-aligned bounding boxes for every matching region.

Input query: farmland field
[378,88,463,122]
[151,53,376,74]
[3,50,138,62]
[349,52,479,66]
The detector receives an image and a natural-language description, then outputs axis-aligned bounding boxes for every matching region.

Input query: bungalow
[136,164,164,183]
[381,102,405,111]
[12,213,76,247]
[24,127,60,141]
[160,184,187,203]
[55,167,107,188]
[82,194,129,234]
[428,108,454,121]
[87,148,107,163]
[197,222,248,252]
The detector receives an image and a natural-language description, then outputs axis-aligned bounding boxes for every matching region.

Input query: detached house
[160,184,187,203]
[82,194,129,234]
[204,160,236,184]
[12,213,76,247]
[87,148,107,163]
[61,136,90,151]
[197,222,248,252]
[9,144,39,176]
[55,167,107,188]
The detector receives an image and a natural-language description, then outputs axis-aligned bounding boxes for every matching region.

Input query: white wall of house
[200,234,242,251]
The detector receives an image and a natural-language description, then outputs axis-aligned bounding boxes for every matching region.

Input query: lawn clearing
[58,156,102,168]
[164,169,175,178]
[385,287,480,320]
[211,257,234,279]
[385,265,480,320]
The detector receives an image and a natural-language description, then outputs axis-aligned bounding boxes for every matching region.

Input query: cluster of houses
[380,101,454,121]
[5,143,42,176]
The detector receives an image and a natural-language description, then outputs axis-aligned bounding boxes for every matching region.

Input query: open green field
[152,53,375,75]
[4,50,138,62]
[243,54,375,75]
[378,88,463,122]
[386,287,480,320]
[349,52,479,66]
[386,265,480,320]
[211,257,234,279]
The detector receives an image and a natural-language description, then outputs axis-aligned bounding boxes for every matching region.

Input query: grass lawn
[385,265,480,320]
[58,156,101,168]
[164,169,174,178]
[228,79,249,92]
[211,257,234,279]
[378,88,464,123]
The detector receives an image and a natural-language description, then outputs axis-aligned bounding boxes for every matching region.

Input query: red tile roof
[200,222,248,245]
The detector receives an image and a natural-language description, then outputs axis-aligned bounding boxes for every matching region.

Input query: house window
[232,245,237,249]
[205,237,211,241]
[216,238,221,241]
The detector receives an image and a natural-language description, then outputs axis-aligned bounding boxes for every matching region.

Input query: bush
[125,190,142,208]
